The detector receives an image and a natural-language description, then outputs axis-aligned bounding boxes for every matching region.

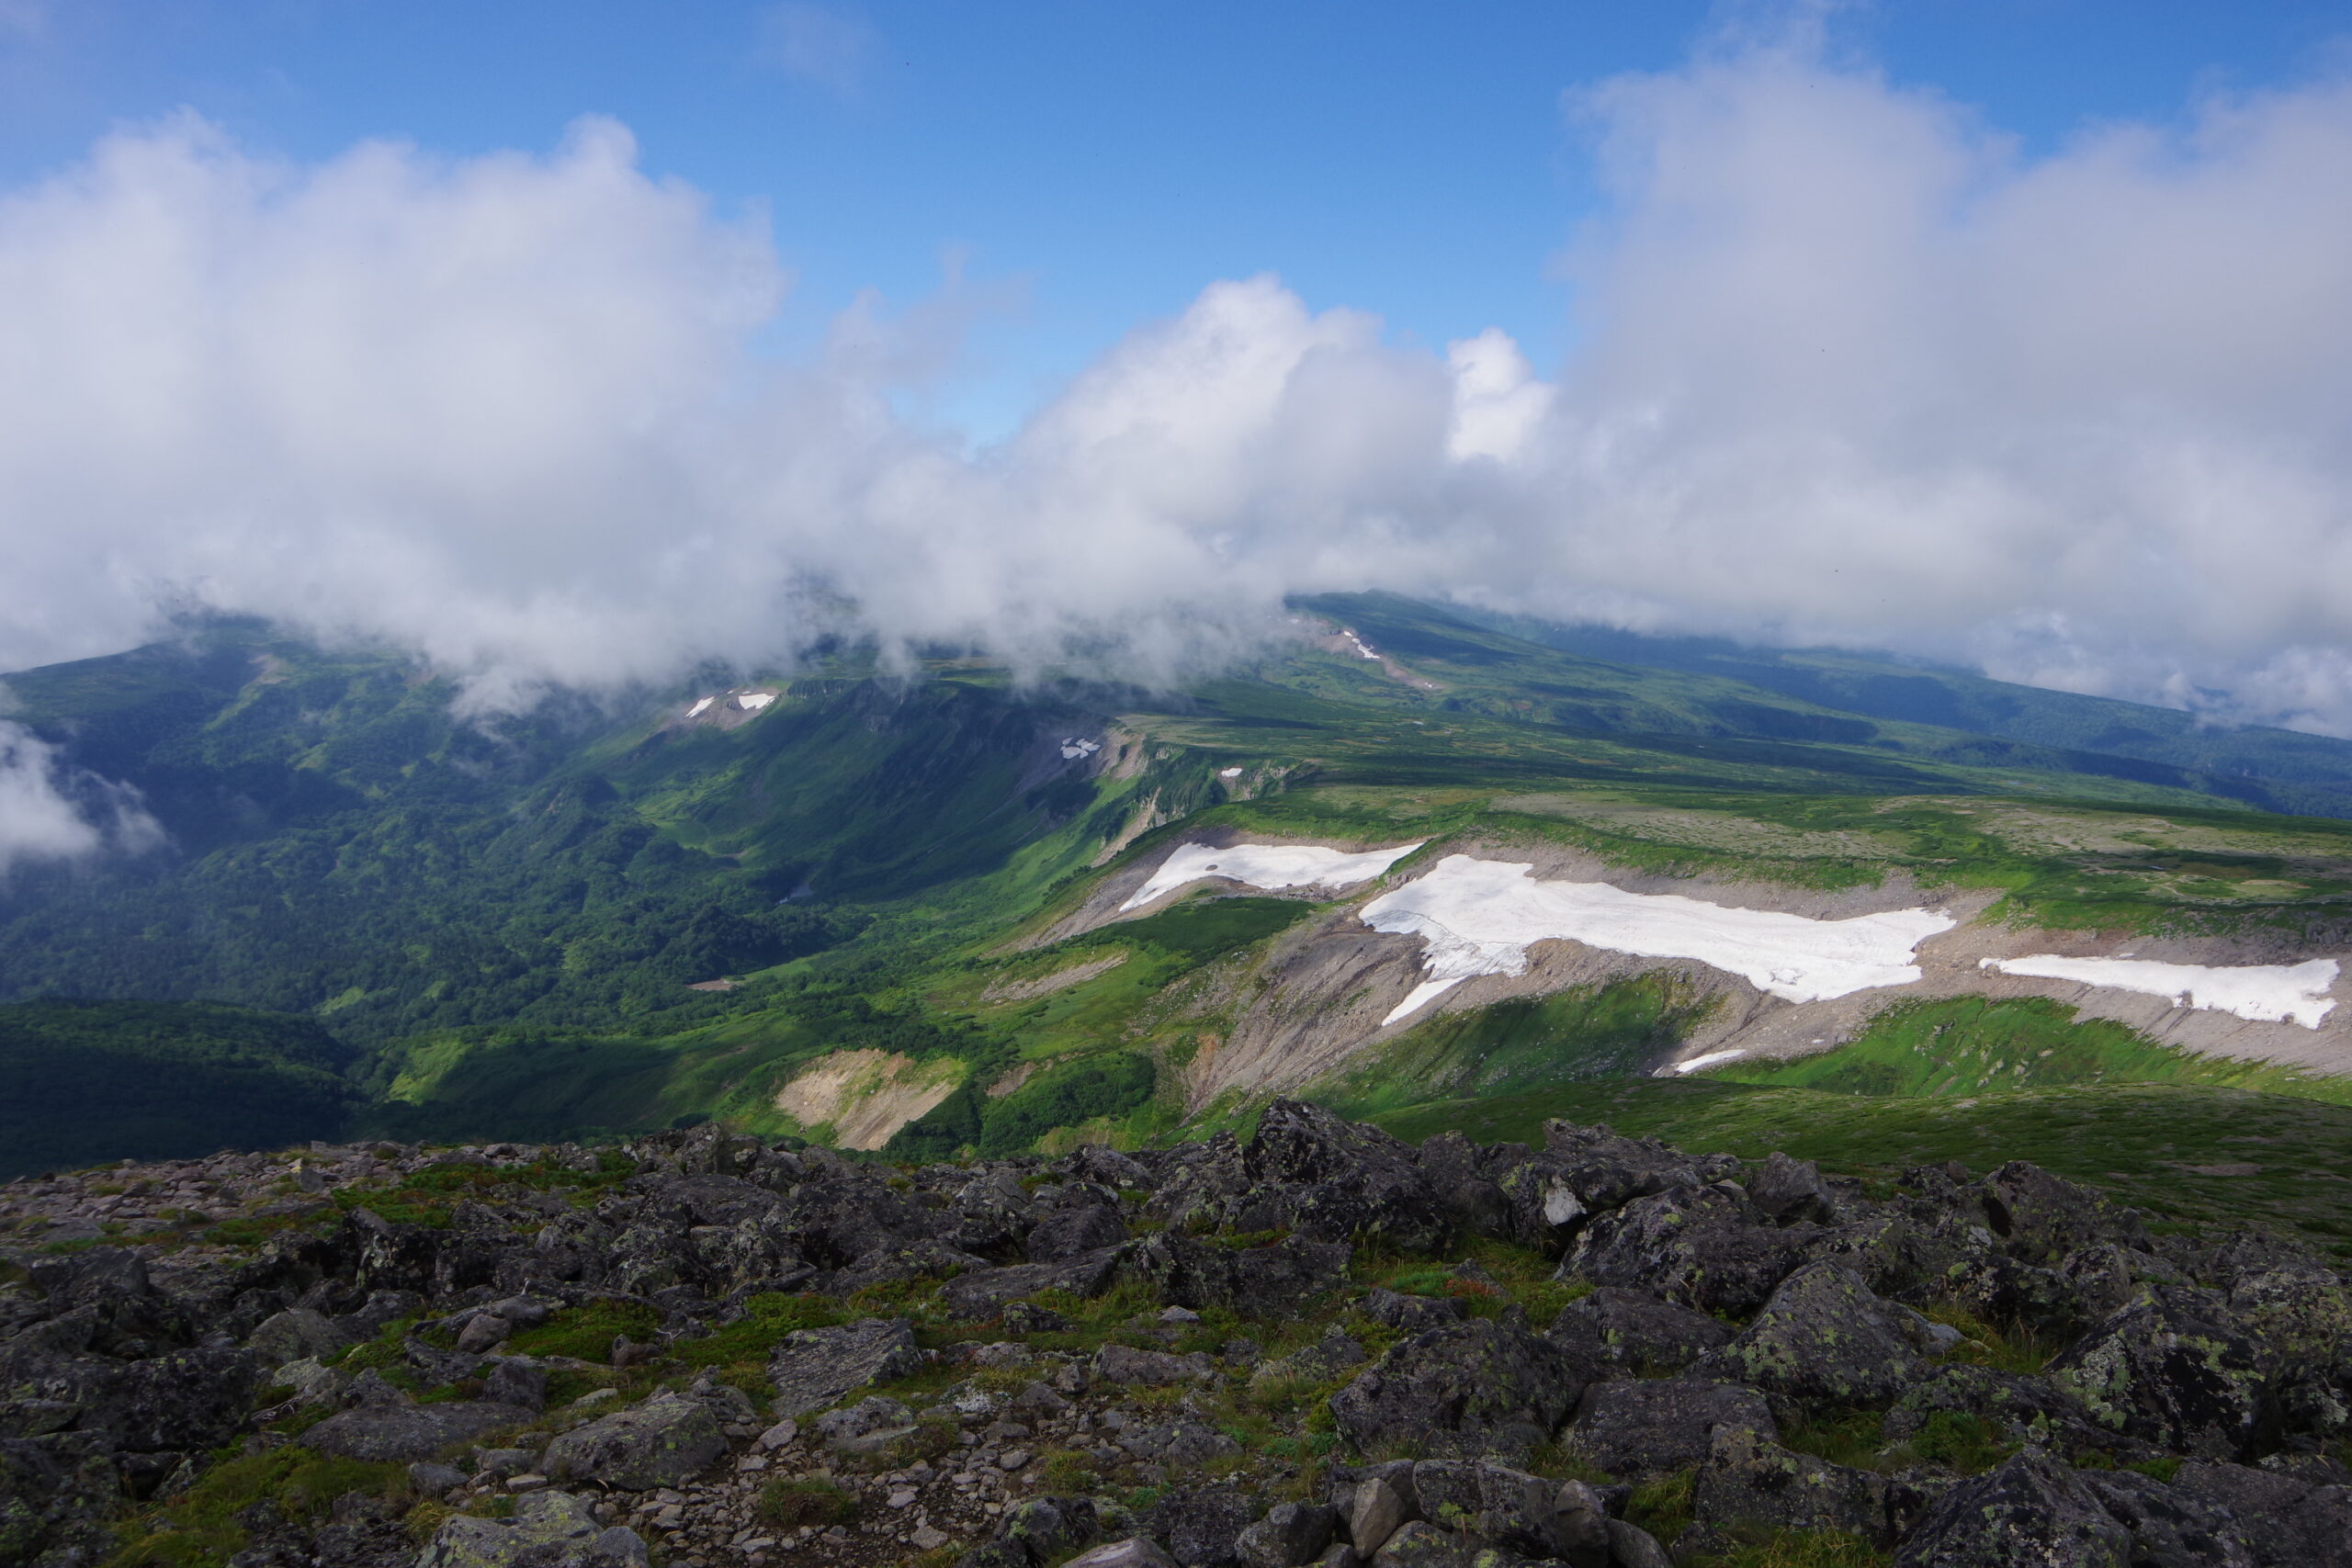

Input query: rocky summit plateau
[2,1103,2347,1568]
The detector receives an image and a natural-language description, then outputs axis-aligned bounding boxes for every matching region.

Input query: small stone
[910,1525,952,1551]
[999,1449,1030,1471]
[757,1419,799,1450]
[889,1487,919,1508]
[504,1472,549,1493]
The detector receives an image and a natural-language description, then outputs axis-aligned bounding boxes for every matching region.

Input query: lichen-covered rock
[1747,1152,1838,1224]
[1093,1344,1217,1387]
[766,1316,923,1416]
[1138,1484,1263,1568]
[2075,1469,2257,1568]
[1977,1161,2148,1267]
[1231,1100,1451,1254]
[958,1495,1104,1568]
[1027,1204,1129,1263]
[1546,1286,1732,1376]
[1561,1379,1774,1482]
[299,1398,537,1462]
[1124,1232,1351,1316]
[1329,1320,1593,1459]
[2047,1286,2277,1460]
[1408,1459,1566,1560]
[2171,1459,2352,1567]
[412,1488,650,1567]
[2227,1267,2352,1364]
[1233,1500,1336,1568]
[1698,1260,1923,1407]
[0,1434,117,1568]
[1362,1289,1464,1336]
[1,1344,262,1453]
[1881,1365,2130,1458]
[1690,1423,1892,1547]
[244,1308,353,1369]
[1893,1449,2130,1568]
[944,1248,1126,1321]
[538,1390,727,1491]
[1562,1184,1811,1316]
[1115,1416,1244,1471]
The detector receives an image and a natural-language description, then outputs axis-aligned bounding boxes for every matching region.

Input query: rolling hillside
[8,600,2352,1223]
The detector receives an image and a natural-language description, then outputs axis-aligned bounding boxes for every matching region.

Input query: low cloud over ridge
[4,39,2352,730]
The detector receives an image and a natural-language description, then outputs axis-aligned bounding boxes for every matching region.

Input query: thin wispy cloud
[755,3,876,98]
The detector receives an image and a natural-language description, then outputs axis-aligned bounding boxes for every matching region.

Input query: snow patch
[1340,627,1381,660]
[1060,737,1102,760]
[736,692,775,712]
[1363,854,1954,1027]
[1666,1048,1749,1076]
[686,696,714,717]
[1981,953,2339,1029]
[1218,767,1244,779]
[1121,840,1424,912]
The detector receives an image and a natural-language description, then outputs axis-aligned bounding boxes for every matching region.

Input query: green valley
[8,595,2352,1239]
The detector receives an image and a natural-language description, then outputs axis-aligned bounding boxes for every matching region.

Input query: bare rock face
[300,1399,539,1463]
[1547,1285,1732,1375]
[1690,1424,1893,1548]
[1566,1378,1778,1482]
[539,1390,727,1491]
[1562,1183,1814,1315]
[1328,1319,1595,1459]
[765,1315,923,1416]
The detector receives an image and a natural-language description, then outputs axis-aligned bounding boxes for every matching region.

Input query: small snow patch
[1981,953,2338,1029]
[1363,854,1953,1026]
[1665,1048,1747,1076]
[736,692,775,712]
[1059,737,1102,760]
[686,696,715,718]
[1340,627,1381,660]
[1121,840,1423,912]
[1218,767,1243,779]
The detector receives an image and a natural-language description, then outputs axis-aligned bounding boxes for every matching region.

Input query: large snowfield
[1361,854,1956,1026]
[1121,840,1424,911]
[1982,953,2340,1029]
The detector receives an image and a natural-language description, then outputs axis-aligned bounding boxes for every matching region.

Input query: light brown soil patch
[774,1049,963,1151]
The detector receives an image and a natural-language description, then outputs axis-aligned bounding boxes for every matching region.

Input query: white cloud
[5,32,2352,732]
[0,721,162,874]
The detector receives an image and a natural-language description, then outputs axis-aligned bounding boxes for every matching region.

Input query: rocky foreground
[1,1103,2348,1568]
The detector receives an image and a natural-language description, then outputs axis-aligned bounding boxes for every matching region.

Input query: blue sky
[6,1,2346,432]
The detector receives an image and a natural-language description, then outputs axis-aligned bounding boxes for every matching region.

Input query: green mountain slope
[0,999,360,1179]
[9,604,2352,1173]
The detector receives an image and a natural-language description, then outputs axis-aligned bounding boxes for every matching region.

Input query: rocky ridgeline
[1,1104,2349,1567]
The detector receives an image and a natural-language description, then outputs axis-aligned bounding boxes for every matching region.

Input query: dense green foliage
[0,1000,359,1179]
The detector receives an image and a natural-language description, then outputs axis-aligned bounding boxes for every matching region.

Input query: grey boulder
[301,1400,537,1462]
[413,1489,650,1567]
[1561,1379,1775,1481]
[1697,1260,1923,1406]
[539,1391,727,1491]
[767,1316,923,1416]
[1328,1320,1593,1459]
